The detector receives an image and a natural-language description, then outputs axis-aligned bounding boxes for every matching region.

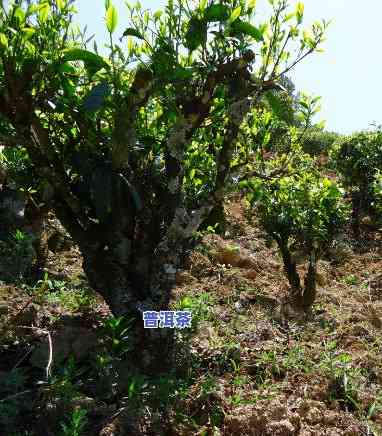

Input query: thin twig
[11,346,34,371]
[45,330,53,380]
[0,390,32,403]
[275,48,315,80]
[18,327,53,381]
[108,406,127,422]
[260,0,285,82]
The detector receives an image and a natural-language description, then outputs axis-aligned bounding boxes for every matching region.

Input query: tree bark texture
[277,238,317,312]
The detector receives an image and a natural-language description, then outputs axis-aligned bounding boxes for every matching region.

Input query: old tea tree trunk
[0,0,324,372]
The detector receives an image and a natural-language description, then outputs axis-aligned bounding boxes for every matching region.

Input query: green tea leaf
[296,2,304,24]
[56,62,76,74]
[86,62,108,79]
[21,27,36,40]
[153,10,163,20]
[38,3,50,23]
[62,78,76,97]
[63,49,109,71]
[204,4,229,21]
[230,6,242,23]
[106,4,118,34]
[13,6,26,24]
[230,20,264,41]
[0,33,9,50]
[56,0,66,11]
[122,27,144,39]
[199,0,208,11]
[265,91,294,124]
[26,4,40,16]
[172,66,194,80]
[185,17,207,51]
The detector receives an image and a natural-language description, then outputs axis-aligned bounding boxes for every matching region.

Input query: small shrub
[301,128,340,156]
[372,170,382,217]
[330,130,382,237]
[245,172,348,312]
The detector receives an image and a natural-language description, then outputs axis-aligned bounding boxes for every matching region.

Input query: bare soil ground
[0,197,381,435]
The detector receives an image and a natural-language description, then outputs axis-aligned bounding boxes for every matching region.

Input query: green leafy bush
[330,129,382,236]
[301,128,340,156]
[372,170,382,216]
[244,170,348,311]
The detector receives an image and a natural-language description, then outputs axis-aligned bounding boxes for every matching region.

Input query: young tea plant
[244,170,348,313]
